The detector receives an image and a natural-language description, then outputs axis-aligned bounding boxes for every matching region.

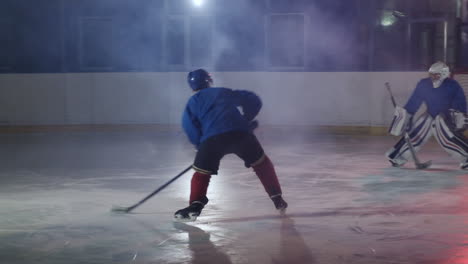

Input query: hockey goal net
[453,71,468,109]
[453,72,468,136]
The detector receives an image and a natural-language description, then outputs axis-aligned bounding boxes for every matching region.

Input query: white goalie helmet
[428,61,450,88]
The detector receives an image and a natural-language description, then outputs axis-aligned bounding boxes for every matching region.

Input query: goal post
[453,71,468,112]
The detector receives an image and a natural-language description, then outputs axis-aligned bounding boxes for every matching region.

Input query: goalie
[386,61,468,169]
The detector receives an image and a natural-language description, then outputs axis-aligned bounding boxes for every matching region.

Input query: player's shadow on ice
[174,215,316,264]
[173,222,233,264]
[273,215,316,264]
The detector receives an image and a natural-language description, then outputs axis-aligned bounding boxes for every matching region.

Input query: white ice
[1,127,467,264]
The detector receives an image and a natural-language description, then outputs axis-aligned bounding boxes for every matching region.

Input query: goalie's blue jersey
[404,78,467,117]
[182,87,262,148]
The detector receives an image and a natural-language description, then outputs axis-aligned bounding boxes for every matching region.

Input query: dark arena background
[2,1,468,263]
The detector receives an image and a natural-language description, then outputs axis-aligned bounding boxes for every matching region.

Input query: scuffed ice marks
[0,203,70,227]
[360,168,462,203]
[0,223,177,264]
[0,225,113,264]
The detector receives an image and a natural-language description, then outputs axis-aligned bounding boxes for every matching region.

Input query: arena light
[380,10,406,27]
[381,11,396,26]
[192,0,204,7]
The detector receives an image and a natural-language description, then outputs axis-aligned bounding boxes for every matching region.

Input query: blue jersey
[182,87,262,147]
[404,78,467,117]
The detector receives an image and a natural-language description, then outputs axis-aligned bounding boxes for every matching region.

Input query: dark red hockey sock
[189,171,211,204]
[252,155,282,197]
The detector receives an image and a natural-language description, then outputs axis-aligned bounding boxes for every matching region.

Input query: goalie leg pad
[433,115,468,162]
[386,114,433,163]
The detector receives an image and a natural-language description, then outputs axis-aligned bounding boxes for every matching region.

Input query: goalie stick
[385,82,432,169]
[111,165,192,213]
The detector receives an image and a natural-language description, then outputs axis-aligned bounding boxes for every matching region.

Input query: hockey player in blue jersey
[386,61,468,169]
[174,69,287,221]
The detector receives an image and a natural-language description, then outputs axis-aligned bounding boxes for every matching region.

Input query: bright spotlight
[192,0,204,7]
[380,11,397,27]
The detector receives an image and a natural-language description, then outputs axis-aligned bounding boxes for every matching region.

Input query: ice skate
[460,158,468,170]
[174,200,206,222]
[385,147,408,168]
[388,157,406,168]
[271,195,288,213]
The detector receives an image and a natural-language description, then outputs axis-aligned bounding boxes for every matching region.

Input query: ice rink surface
[1,127,468,264]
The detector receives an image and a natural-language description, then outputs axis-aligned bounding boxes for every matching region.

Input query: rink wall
[0,72,427,129]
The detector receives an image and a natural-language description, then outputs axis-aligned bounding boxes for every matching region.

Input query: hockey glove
[449,109,467,131]
[249,120,259,131]
[389,106,412,136]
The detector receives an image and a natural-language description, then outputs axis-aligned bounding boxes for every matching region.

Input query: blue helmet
[187,69,212,91]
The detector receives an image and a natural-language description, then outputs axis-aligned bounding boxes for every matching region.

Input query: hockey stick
[385,82,432,169]
[111,165,192,213]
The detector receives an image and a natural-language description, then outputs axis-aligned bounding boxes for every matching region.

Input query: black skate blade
[416,160,432,170]
[174,215,197,222]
